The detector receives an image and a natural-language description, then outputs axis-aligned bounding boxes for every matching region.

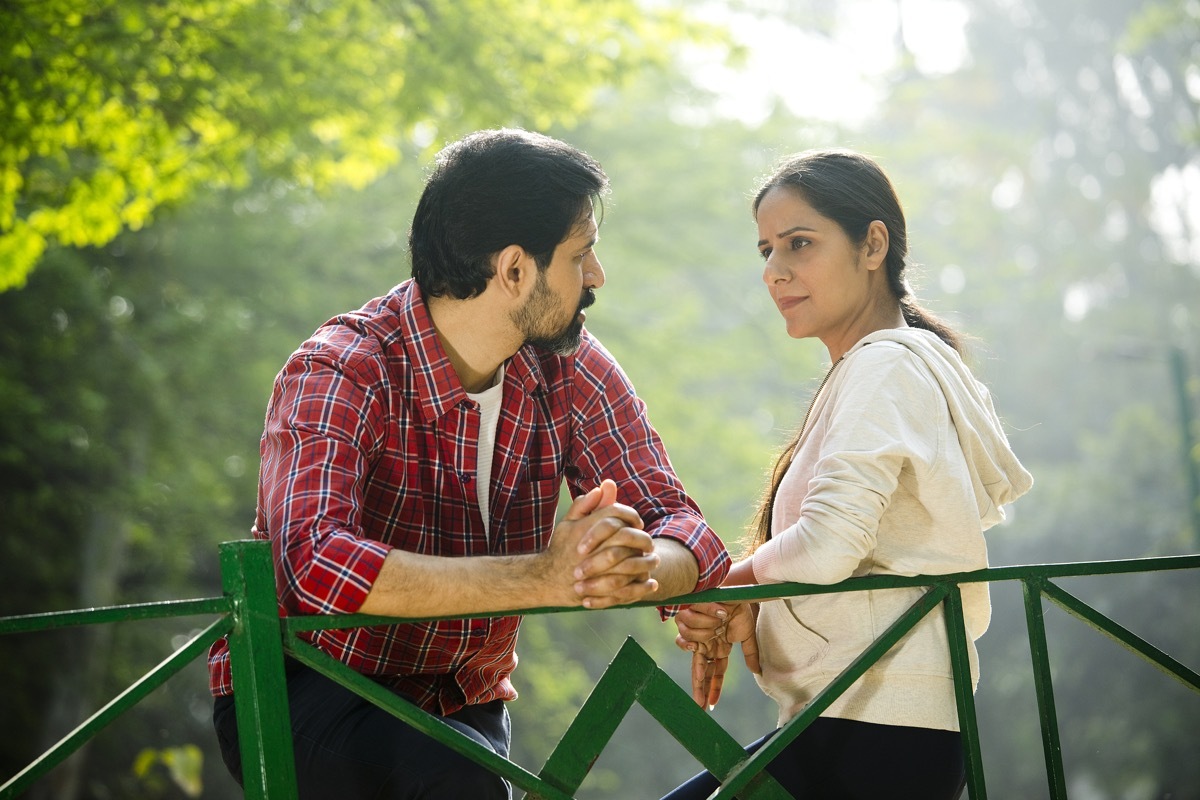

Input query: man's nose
[584,253,605,289]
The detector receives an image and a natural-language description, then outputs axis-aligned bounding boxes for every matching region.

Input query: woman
[664,150,1032,799]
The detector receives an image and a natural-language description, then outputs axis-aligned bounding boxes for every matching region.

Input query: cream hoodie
[750,328,1033,731]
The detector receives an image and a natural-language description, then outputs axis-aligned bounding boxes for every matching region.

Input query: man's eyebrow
[758,226,816,247]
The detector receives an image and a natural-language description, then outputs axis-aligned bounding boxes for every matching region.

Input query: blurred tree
[0,2,732,796]
[4,0,1198,797]
[850,0,1200,796]
[0,0,713,291]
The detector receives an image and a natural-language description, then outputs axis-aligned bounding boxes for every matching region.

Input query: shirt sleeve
[257,335,392,615]
[752,347,942,585]
[568,335,731,600]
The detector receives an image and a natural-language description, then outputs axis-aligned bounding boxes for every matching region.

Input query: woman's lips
[777,296,806,311]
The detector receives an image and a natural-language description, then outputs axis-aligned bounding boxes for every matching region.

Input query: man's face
[512,214,604,355]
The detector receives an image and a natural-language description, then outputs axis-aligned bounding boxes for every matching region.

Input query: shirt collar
[394,281,548,422]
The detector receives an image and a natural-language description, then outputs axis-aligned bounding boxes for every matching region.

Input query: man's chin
[526,322,584,356]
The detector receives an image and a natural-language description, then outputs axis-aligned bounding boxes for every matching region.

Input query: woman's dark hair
[409,128,609,299]
[746,148,961,553]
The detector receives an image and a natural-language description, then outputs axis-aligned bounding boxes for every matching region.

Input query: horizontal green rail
[282,554,1200,632]
[1,543,1196,799]
[0,596,231,635]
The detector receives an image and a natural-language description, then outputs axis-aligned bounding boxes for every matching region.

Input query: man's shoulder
[279,285,418,387]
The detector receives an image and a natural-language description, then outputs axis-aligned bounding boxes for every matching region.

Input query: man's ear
[863,221,889,271]
[492,245,534,299]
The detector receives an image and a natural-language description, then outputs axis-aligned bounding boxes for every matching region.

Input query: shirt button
[461,473,473,484]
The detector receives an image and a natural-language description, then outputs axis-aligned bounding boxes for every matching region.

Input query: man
[208,128,730,798]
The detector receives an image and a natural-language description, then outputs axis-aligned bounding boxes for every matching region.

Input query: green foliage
[132,743,203,798]
[0,0,716,291]
[2,0,1199,797]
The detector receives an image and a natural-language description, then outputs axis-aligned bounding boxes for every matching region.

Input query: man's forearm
[357,548,564,619]
[356,481,645,618]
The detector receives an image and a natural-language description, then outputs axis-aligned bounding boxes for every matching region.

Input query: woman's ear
[863,221,889,271]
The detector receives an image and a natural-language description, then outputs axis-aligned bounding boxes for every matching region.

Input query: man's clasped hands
[558,478,758,711]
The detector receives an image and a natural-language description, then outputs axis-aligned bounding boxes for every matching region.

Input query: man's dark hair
[409,129,609,299]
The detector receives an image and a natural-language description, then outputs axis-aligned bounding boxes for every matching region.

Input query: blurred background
[1,0,1197,797]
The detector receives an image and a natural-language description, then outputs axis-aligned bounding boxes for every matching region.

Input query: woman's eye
[790,238,808,250]
[759,247,772,260]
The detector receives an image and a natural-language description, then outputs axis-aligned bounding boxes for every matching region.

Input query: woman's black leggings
[661,716,966,800]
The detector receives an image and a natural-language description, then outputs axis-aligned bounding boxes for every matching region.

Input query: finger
[563,484,604,521]
[706,638,733,662]
[577,509,646,555]
[722,603,755,644]
[691,650,710,707]
[576,561,662,604]
[689,602,730,622]
[673,606,728,639]
[706,658,728,709]
[575,538,657,579]
[578,577,659,609]
[742,630,762,675]
[597,478,618,507]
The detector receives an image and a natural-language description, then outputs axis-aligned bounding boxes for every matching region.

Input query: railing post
[943,584,987,799]
[220,539,298,800]
[1022,577,1068,799]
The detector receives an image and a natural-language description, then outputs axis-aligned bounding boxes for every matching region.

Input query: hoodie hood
[853,328,1033,529]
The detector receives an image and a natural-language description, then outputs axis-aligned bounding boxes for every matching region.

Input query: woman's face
[756,186,880,354]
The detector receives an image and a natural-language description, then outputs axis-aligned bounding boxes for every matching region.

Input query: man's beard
[513,275,595,356]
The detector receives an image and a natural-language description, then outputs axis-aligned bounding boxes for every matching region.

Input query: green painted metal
[0,616,231,799]
[668,554,1200,608]
[284,640,573,800]
[1040,580,1200,691]
[220,540,298,800]
[638,668,791,800]
[538,637,790,799]
[1022,578,1068,799]
[536,637,653,795]
[0,596,230,636]
[943,585,987,799]
[709,586,949,800]
[282,554,1200,633]
[2,544,1196,799]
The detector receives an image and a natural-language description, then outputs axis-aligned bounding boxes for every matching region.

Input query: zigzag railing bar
[285,641,572,800]
[709,586,949,800]
[0,616,232,799]
[534,637,652,796]
[1041,581,1200,691]
[635,659,792,800]
[536,638,791,799]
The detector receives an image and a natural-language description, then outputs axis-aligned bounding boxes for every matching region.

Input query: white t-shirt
[466,368,505,540]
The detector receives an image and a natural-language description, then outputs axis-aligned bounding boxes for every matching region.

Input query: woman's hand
[674,602,759,709]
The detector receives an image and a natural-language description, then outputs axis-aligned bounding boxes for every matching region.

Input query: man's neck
[426,294,518,393]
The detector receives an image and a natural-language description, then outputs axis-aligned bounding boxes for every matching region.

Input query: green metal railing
[2,540,1197,799]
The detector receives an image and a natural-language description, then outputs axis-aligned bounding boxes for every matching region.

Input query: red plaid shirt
[208,280,729,714]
